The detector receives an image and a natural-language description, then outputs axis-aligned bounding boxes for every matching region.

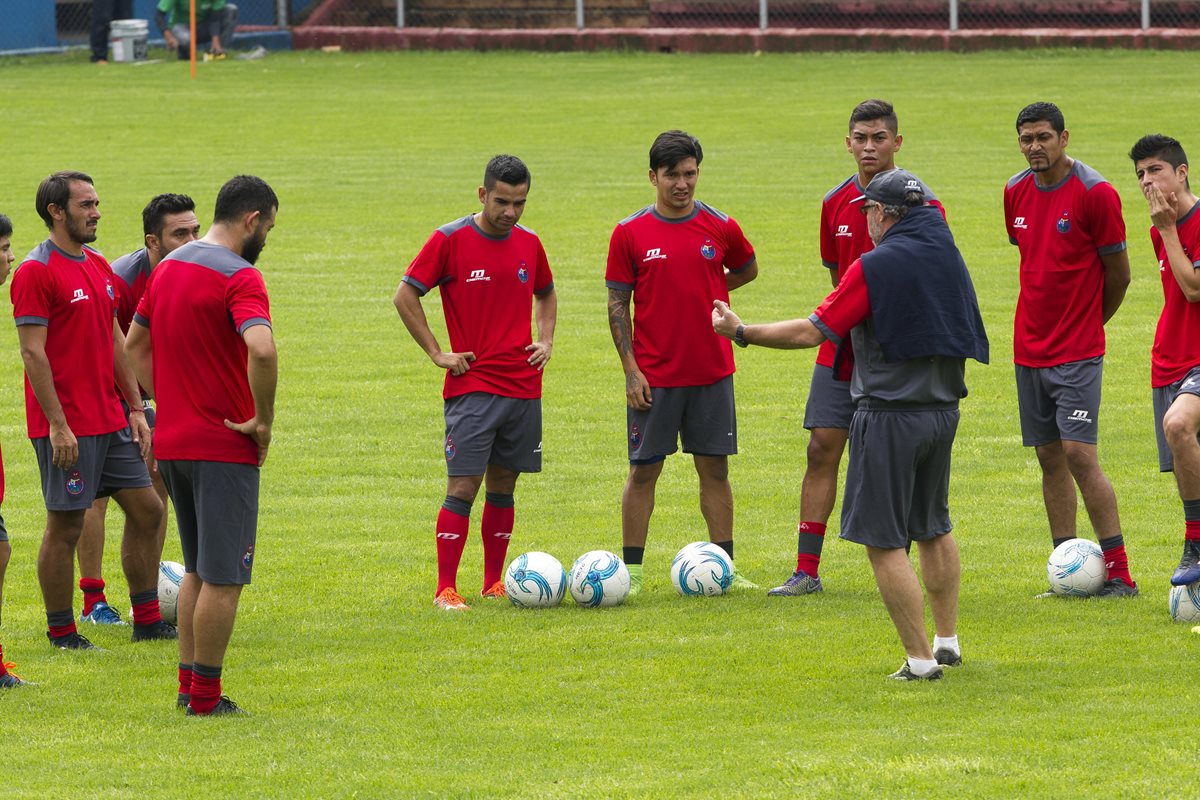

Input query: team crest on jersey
[700,240,716,260]
[1056,212,1071,234]
[629,424,641,447]
[242,544,254,570]
[517,261,529,284]
[65,470,84,496]
[445,435,457,461]
[106,281,114,300]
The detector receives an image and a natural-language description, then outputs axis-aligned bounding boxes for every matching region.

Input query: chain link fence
[52,0,287,46]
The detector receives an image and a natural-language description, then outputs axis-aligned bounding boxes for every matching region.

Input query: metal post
[276,0,287,27]
[949,0,958,32]
[760,0,768,30]
[1142,0,1150,29]
[577,0,584,29]
[398,0,405,28]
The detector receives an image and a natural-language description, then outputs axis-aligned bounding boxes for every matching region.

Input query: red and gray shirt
[403,215,554,401]
[134,240,272,465]
[1005,160,1126,368]
[11,240,125,439]
[605,201,755,388]
[111,247,151,335]
[1150,201,1200,387]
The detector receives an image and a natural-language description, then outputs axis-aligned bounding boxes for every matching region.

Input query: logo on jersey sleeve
[1056,211,1072,234]
[65,470,84,496]
[836,225,852,238]
[642,248,667,263]
[517,261,529,283]
[700,240,716,260]
[445,435,457,461]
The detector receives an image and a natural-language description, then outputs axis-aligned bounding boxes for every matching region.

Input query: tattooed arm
[607,287,652,410]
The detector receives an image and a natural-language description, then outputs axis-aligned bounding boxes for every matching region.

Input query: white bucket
[110,19,149,63]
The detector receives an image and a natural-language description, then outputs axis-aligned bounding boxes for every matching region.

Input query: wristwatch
[734,324,748,348]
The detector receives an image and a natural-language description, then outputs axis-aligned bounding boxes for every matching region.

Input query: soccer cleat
[1096,578,1139,598]
[729,570,759,591]
[480,581,507,599]
[48,631,98,651]
[0,663,28,688]
[766,570,823,596]
[186,695,248,716]
[1171,541,1200,586]
[889,663,944,681]
[1033,586,1060,599]
[933,648,962,667]
[131,620,178,642]
[79,601,127,626]
[626,564,643,597]
[434,587,469,611]
[177,693,191,709]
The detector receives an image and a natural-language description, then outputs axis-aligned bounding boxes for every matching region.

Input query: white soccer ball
[670,542,733,596]
[568,550,630,608]
[505,551,566,608]
[158,560,184,624]
[1047,539,1105,597]
[1169,581,1200,622]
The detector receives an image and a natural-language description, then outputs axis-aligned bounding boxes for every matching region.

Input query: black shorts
[627,376,736,464]
[33,427,152,511]
[840,406,959,550]
[160,460,259,586]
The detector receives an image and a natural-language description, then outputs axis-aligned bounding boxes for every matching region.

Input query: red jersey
[1150,201,1200,387]
[111,248,151,334]
[403,216,554,401]
[606,201,755,388]
[134,241,272,465]
[818,175,943,375]
[1005,160,1127,367]
[11,241,125,439]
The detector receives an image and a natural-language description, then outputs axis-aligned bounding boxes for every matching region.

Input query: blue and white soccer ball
[1169,581,1200,622]
[158,560,184,624]
[568,550,630,608]
[1047,539,1105,597]
[505,551,567,608]
[670,542,733,597]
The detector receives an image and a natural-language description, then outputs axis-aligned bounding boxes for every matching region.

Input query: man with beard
[127,175,278,715]
[12,171,170,651]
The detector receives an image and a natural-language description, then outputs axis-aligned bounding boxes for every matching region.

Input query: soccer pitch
[0,47,1188,797]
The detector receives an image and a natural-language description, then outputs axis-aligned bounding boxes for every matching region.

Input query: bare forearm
[21,348,67,426]
[534,290,557,344]
[394,284,445,359]
[1101,251,1131,323]
[248,349,277,426]
[743,318,827,350]
[607,289,640,373]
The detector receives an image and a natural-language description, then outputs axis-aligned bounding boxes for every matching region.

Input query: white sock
[907,656,940,676]
[933,635,960,655]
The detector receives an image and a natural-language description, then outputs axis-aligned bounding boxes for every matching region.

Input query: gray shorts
[803,363,855,430]
[444,393,542,477]
[120,397,156,428]
[33,427,152,511]
[1153,366,1200,472]
[1016,357,1104,446]
[160,460,259,586]
[627,375,736,464]
[840,405,959,550]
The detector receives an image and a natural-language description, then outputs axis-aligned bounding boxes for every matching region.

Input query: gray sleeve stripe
[15,315,48,327]
[132,312,149,327]
[1097,242,1127,256]
[401,275,431,296]
[822,260,837,270]
[1009,236,1019,246]
[534,280,554,297]
[809,313,840,345]
[237,317,272,335]
[728,255,756,273]
[605,280,634,292]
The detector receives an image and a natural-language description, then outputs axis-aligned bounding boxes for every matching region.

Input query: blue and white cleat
[79,601,127,626]
[1171,541,1200,586]
[767,570,823,596]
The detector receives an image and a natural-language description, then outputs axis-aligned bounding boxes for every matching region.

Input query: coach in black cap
[712,168,988,681]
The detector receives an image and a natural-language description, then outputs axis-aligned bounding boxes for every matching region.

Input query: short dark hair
[1130,133,1188,170]
[212,175,277,225]
[483,155,530,192]
[0,214,11,239]
[143,193,196,237]
[1016,102,1064,134]
[35,170,93,230]
[649,130,703,172]
[849,99,897,135]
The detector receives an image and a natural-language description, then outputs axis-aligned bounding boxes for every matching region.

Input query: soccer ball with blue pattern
[1169,581,1200,622]
[158,560,184,624]
[504,551,567,608]
[1046,539,1105,597]
[568,550,630,608]
[670,542,733,597]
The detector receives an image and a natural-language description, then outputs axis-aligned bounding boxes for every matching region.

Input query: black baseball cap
[854,168,926,206]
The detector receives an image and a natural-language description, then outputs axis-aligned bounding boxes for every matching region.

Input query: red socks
[179,664,193,697]
[1099,535,1133,587]
[130,589,162,626]
[1186,520,1200,541]
[80,577,106,617]
[796,521,826,578]
[481,493,515,591]
[436,504,470,595]
[189,665,222,714]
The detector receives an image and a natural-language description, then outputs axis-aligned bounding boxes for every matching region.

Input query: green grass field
[0,46,1191,797]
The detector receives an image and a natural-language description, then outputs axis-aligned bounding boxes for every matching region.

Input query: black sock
[1052,536,1076,550]
[623,547,644,566]
[712,540,733,560]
